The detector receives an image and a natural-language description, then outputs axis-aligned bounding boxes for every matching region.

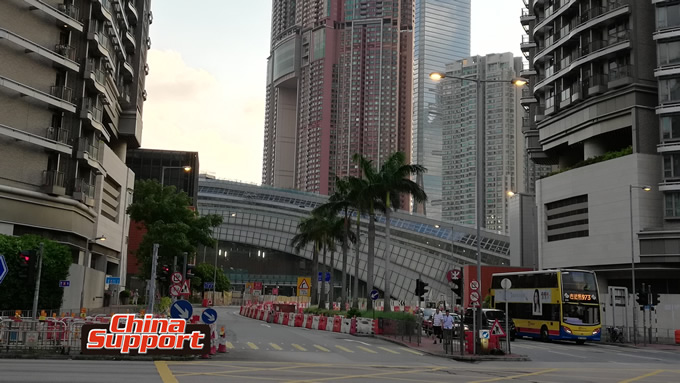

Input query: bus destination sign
[564,292,597,302]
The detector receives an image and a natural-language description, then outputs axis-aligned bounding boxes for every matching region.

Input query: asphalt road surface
[0,306,678,382]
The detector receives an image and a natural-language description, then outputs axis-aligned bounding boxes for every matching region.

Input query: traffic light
[651,291,661,307]
[159,265,170,281]
[18,250,36,280]
[415,279,429,301]
[186,264,195,279]
[450,269,463,298]
[635,291,648,307]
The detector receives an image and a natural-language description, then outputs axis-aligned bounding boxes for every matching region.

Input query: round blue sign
[170,299,193,319]
[370,289,379,300]
[201,308,218,324]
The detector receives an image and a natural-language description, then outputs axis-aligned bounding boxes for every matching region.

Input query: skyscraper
[0,0,152,308]
[262,0,414,196]
[411,0,470,219]
[440,54,524,233]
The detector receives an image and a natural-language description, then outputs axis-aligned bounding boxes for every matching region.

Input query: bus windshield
[563,303,600,325]
[561,271,597,292]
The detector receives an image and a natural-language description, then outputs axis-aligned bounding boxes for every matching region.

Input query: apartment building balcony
[654,64,680,78]
[520,8,536,24]
[25,0,83,31]
[0,28,80,72]
[41,170,66,196]
[520,87,537,106]
[53,44,77,61]
[585,73,608,96]
[81,97,105,133]
[123,27,136,52]
[607,64,633,88]
[73,178,95,206]
[126,0,139,24]
[521,34,537,50]
[121,55,135,78]
[57,3,79,20]
[657,141,680,154]
[84,60,107,95]
[45,126,70,146]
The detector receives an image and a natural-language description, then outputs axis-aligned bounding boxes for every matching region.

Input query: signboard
[318,272,330,282]
[563,292,597,303]
[245,282,254,294]
[370,289,379,301]
[171,272,183,285]
[480,330,490,339]
[59,280,70,287]
[491,319,506,336]
[272,287,279,296]
[170,300,193,319]
[297,277,311,297]
[496,288,553,304]
[179,280,191,297]
[105,277,120,285]
[253,281,263,291]
[470,280,479,291]
[170,284,182,297]
[446,269,461,282]
[201,308,217,324]
[204,282,214,290]
[469,291,479,303]
[0,255,8,285]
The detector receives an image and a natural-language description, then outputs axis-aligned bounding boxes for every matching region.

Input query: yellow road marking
[270,343,283,350]
[314,345,330,352]
[468,368,560,383]
[377,346,399,354]
[247,342,259,350]
[618,370,666,383]
[225,341,234,349]
[154,361,178,383]
[399,348,423,355]
[356,346,377,354]
[335,345,354,353]
[292,343,307,351]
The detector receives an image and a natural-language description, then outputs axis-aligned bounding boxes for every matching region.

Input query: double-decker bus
[490,269,601,344]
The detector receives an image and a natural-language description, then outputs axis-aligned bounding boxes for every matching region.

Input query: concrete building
[0,0,152,310]
[411,0,470,219]
[261,0,414,197]
[439,54,524,234]
[520,0,679,293]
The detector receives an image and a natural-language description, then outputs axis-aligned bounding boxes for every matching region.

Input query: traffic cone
[210,325,217,355]
[218,326,228,353]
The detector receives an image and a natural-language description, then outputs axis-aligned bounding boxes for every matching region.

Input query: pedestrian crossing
[222,341,423,355]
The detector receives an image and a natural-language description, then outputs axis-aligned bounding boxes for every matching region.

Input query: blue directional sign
[59,280,70,287]
[201,308,218,324]
[318,272,331,282]
[204,281,214,290]
[0,255,7,285]
[105,277,121,285]
[370,289,379,301]
[170,299,193,320]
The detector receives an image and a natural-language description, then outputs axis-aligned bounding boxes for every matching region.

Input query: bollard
[218,326,228,353]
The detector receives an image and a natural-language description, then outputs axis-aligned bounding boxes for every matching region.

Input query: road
[0,306,678,382]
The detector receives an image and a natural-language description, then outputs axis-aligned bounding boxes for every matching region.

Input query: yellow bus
[490,269,601,344]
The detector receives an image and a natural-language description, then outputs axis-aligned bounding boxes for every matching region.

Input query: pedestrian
[432,308,444,344]
[131,289,139,305]
[442,309,455,345]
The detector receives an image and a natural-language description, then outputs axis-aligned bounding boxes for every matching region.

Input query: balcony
[77,137,102,163]
[521,34,537,49]
[50,85,73,103]
[585,74,608,96]
[41,170,66,196]
[82,97,103,123]
[521,8,535,24]
[608,64,633,88]
[45,126,70,145]
[126,0,139,24]
[73,178,95,206]
[57,3,79,20]
[54,44,77,61]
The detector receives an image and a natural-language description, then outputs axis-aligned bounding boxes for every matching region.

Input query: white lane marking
[261,324,271,328]
[343,339,370,346]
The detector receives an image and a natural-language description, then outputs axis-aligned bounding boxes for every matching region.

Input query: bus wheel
[540,326,549,342]
[575,340,585,345]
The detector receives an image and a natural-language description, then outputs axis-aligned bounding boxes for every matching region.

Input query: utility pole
[182,252,187,279]
[31,243,44,319]
[147,244,159,314]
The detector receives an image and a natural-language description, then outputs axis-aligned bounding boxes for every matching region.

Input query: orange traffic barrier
[675,330,680,345]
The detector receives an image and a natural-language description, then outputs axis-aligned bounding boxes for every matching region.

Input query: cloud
[140,50,264,183]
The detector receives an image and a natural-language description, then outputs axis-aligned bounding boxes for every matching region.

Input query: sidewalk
[375,334,530,362]
[604,341,680,351]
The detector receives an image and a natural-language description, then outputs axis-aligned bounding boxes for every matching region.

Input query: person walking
[432,308,444,344]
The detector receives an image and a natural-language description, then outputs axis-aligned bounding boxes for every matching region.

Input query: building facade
[261,0,414,196]
[411,0,470,219]
[440,54,524,234]
[521,0,679,292]
[0,0,152,310]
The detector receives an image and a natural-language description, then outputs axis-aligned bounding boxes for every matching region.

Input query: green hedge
[303,306,416,322]
[543,146,632,179]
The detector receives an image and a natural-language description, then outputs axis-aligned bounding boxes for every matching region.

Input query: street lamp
[160,165,191,186]
[80,236,106,310]
[430,71,527,354]
[629,184,651,345]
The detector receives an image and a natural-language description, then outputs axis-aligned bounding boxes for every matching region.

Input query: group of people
[431,308,455,344]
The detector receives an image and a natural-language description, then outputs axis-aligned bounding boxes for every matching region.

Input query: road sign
[491,319,506,336]
[170,299,193,319]
[297,277,311,297]
[201,308,217,324]
[480,330,490,339]
[469,291,479,302]
[59,280,70,287]
[0,255,7,285]
[170,284,182,297]
[171,272,183,285]
[318,272,331,282]
[253,281,263,291]
[272,287,279,295]
[446,269,461,282]
[105,277,120,285]
[179,280,191,296]
[470,280,479,291]
[501,278,512,290]
[204,281,215,290]
[370,289,379,301]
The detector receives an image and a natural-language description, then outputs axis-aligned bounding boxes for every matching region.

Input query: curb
[376,336,531,362]
[0,353,197,361]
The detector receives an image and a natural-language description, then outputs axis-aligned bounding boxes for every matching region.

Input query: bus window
[563,304,600,325]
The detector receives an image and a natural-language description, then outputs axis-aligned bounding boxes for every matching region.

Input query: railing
[49,85,73,103]
[521,8,531,17]
[73,178,94,199]
[78,137,101,162]
[521,35,532,44]
[45,127,70,145]
[608,64,632,82]
[57,3,79,19]
[54,44,76,61]
[83,97,103,122]
[42,170,65,187]
[580,0,627,24]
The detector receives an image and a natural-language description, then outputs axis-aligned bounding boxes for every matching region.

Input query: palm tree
[315,212,356,309]
[372,151,427,312]
[291,212,325,305]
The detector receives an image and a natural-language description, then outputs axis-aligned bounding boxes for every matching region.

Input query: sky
[142,0,525,185]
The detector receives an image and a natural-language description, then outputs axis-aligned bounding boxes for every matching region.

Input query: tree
[291,212,325,305]
[127,179,222,283]
[0,234,71,310]
[371,151,427,312]
[316,213,356,309]
[190,263,230,293]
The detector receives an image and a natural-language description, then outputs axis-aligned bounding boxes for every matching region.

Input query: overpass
[197,176,511,303]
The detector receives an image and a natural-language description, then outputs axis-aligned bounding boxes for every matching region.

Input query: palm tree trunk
[312,243,319,306]
[320,243,327,309]
[341,209,348,309]
[353,212,361,309]
[329,249,335,307]
[383,206,392,312]
[367,210,376,311]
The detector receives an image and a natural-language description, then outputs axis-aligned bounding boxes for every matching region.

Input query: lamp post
[160,165,191,186]
[629,184,651,345]
[80,236,106,310]
[430,71,527,354]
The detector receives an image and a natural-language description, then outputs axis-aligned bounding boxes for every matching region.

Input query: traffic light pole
[31,243,44,319]
[147,243,159,315]
[182,252,187,280]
